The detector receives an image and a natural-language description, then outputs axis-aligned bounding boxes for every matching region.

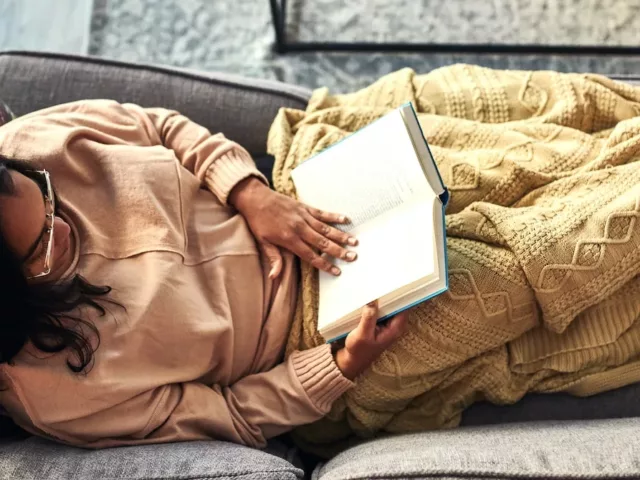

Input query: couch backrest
[0,51,312,156]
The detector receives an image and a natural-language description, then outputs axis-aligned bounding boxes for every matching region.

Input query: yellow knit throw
[267,65,640,455]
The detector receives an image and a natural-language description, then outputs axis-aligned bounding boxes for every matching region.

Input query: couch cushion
[610,75,640,86]
[254,154,276,186]
[0,437,303,480]
[462,381,640,427]
[314,418,640,480]
[0,100,14,126]
[0,51,312,156]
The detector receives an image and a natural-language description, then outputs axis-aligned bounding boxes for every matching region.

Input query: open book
[291,103,449,343]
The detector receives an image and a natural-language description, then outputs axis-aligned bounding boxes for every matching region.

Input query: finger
[301,227,357,263]
[358,300,379,334]
[293,240,341,276]
[258,241,283,279]
[306,206,350,225]
[376,311,410,346]
[305,214,358,247]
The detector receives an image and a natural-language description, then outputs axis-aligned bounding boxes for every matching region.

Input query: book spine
[439,188,450,207]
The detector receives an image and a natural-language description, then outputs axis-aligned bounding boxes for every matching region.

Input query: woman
[0,100,408,448]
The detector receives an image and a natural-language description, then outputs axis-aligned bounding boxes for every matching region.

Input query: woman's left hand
[229,177,358,279]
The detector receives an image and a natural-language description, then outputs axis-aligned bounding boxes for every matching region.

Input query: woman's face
[0,170,72,282]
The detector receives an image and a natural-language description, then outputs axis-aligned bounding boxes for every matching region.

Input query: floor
[88,0,640,92]
[0,0,93,54]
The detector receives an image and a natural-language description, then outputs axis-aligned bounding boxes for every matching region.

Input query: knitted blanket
[267,65,640,454]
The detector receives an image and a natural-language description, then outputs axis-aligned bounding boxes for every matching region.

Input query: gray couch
[1,51,640,480]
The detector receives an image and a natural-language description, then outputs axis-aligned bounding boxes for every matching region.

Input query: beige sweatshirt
[0,100,353,449]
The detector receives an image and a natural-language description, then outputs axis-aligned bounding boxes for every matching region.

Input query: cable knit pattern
[267,64,640,456]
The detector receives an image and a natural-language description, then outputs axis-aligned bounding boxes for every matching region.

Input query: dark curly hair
[0,156,114,373]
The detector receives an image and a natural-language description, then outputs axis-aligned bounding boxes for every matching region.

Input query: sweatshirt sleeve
[24,345,354,449]
[4,99,268,205]
[124,103,269,205]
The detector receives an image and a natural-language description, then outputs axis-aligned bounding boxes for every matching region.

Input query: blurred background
[1,0,639,93]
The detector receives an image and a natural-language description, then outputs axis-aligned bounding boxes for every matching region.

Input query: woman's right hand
[334,300,409,380]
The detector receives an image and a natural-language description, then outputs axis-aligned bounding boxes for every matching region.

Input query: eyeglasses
[26,170,55,279]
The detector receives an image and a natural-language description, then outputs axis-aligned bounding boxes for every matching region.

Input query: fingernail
[368,300,377,307]
[348,237,358,246]
[340,215,348,223]
[345,251,357,261]
[331,266,341,276]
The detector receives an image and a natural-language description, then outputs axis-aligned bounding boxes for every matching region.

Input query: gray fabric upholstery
[0,51,312,156]
[0,99,14,126]
[462,381,640,426]
[314,418,640,480]
[0,437,303,480]
[253,154,276,186]
[610,75,640,86]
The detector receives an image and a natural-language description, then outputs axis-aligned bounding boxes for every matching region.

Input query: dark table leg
[269,0,287,53]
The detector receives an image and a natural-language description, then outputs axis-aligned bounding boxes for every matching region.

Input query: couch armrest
[0,51,312,156]
[315,418,640,480]
[0,437,303,480]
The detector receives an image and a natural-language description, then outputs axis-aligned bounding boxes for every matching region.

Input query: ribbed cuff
[290,345,355,413]
[204,150,268,205]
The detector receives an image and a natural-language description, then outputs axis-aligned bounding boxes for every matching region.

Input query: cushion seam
[318,466,640,480]
[329,471,640,480]
[108,466,303,480]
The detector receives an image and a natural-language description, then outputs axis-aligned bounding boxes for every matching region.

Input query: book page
[317,195,437,330]
[292,109,433,232]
